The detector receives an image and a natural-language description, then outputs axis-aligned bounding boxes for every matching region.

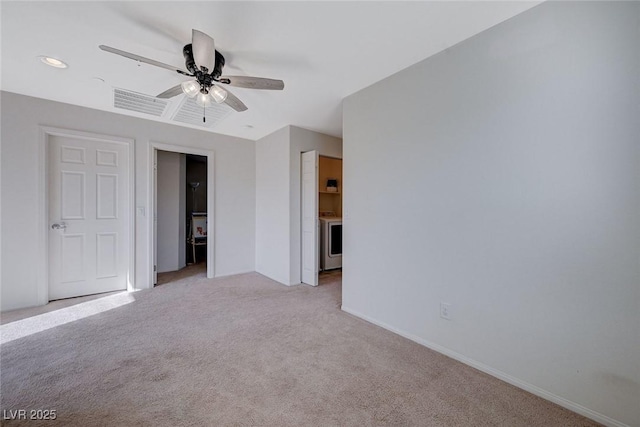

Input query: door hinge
[154,265,157,272]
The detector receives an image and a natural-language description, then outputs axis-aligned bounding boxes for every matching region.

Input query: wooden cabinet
[318,156,342,217]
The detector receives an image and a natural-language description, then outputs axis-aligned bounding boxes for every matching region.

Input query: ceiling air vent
[172,96,231,128]
[113,88,168,117]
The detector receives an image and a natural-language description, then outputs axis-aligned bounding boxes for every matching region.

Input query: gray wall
[1,92,256,310]
[254,126,342,285]
[255,126,291,285]
[342,2,639,426]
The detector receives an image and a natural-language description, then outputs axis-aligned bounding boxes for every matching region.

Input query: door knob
[51,222,67,230]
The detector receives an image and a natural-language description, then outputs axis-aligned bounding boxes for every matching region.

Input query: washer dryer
[319,217,342,270]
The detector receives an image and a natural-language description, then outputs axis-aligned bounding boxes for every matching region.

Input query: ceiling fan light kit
[181,80,200,98]
[99,28,284,115]
[185,81,228,107]
[195,92,213,108]
[210,85,228,103]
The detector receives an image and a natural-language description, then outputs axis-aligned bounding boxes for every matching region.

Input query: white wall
[1,92,256,311]
[255,126,291,284]
[288,126,342,285]
[343,2,639,426]
[255,126,342,286]
[156,151,185,273]
[0,93,3,311]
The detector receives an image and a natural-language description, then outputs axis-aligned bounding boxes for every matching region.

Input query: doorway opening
[300,151,343,287]
[318,155,343,284]
[185,154,208,266]
[150,143,215,287]
[155,151,208,286]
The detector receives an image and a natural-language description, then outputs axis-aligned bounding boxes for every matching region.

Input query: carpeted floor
[156,263,207,286]
[1,271,599,426]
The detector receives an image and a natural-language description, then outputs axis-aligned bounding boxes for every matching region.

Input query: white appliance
[319,217,342,270]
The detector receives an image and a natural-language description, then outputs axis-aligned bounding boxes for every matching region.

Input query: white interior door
[48,135,130,300]
[301,150,319,286]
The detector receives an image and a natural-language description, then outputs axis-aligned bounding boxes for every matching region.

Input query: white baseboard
[252,270,294,286]
[340,305,628,427]
[214,269,258,279]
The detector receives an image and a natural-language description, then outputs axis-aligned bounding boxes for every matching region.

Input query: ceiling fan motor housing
[183,44,225,84]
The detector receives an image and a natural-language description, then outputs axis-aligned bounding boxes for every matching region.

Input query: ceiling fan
[99,29,284,114]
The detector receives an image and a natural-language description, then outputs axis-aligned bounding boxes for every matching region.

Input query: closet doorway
[149,142,215,285]
[300,152,343,287]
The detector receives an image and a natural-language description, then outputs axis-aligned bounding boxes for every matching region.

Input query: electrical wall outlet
[440,302,452,320]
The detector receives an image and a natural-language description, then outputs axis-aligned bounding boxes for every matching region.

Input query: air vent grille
[114,88,168,117]
[172,97,231,127]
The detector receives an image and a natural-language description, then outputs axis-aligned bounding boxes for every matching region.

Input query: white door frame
[38,126,135,305]
[300,150,319,286]
[149,142,215,282]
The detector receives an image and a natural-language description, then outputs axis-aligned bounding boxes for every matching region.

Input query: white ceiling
[1,1,540,140]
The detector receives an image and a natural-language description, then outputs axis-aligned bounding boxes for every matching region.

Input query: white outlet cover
[440,302,452,320]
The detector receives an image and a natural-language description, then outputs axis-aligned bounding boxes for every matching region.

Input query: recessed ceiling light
[38,56,68,69]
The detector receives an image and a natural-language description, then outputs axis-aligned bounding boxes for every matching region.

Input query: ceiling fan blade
[157,84,184,99]
[192,29,215,73]
[222,88,248,112]
[219,76,284,90]
[99,45,190,75]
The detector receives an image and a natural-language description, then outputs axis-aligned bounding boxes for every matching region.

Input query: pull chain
[203,106,206,123]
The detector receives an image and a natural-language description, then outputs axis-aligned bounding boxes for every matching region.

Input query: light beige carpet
[1,271,599,426]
